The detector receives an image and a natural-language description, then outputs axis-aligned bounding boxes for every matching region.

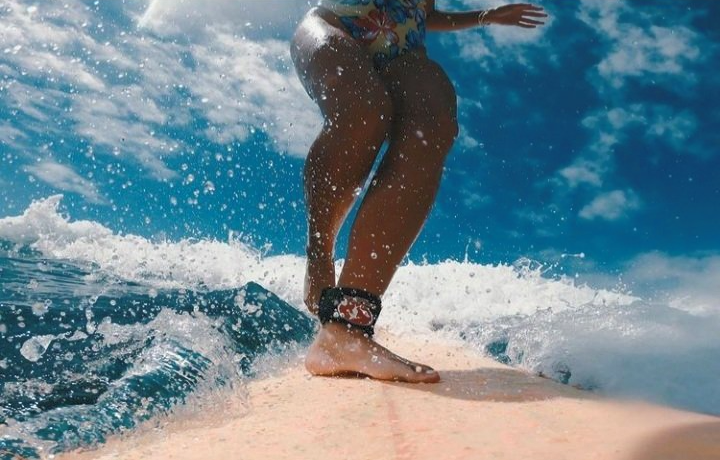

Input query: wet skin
[291,7,459,383]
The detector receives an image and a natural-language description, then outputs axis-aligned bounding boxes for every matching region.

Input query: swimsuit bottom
[318,0,428,70]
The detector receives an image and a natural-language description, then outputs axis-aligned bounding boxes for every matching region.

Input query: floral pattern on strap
[329,0,428,69]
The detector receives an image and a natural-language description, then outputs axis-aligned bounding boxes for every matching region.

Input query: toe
[393,362,440,383]
[411,365,441,383]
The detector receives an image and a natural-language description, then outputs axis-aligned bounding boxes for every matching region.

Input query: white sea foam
[1,195,719,415]
[0,197,636,321]
[19,335,56,362]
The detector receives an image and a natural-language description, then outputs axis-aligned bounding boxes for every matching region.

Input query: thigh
[378,52,458,134]
[291,8,392,122]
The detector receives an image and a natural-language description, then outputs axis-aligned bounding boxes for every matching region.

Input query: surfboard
[58,334,720,460]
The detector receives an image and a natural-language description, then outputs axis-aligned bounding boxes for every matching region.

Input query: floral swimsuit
[318,0,428,70]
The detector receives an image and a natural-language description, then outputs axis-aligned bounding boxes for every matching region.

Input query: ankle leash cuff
[317,286,382,337]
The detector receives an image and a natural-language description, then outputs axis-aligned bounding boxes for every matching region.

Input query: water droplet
[20,335,55,362]
[31,302,48,316]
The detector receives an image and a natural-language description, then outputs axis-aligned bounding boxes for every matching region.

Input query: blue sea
[2,0,719,457]
[0,207,315,458]
[1,196,719,458]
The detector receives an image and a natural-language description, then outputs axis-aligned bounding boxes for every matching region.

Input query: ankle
[319,321,369,341]
[317,287,382,339]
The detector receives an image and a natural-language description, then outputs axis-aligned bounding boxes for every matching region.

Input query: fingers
[510,4,549,20]
[514,3,545,11]
[520,18,545,26]
[511,4,548,15]
[493,3,549,28]
[515,4,548,28]
[523,11,548,18]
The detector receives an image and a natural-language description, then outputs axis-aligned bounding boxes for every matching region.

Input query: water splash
[0,249,315,458]
[1,195,719,460]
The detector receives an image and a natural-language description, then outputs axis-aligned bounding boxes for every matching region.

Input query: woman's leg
[338,53,459,294]
[291,9,393,313]
[304,52,458,383]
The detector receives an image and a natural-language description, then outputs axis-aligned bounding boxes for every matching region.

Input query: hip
[314,3,428,70]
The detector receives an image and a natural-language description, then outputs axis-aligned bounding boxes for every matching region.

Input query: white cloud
[578,0,703,92]
[548,101,699,228]
[624,252,720,315]
[532,1,709,226]
[585,104,698,149]
[579,189,641,221]
[559,158,607,189]
[456,96,488,150]
[457,128,480,150]
[178,34,321,155]
[25,161,106,204]
[0,125,27,150]
[440,0,557,69]
[1,1,180,178]
[557,103,698,191]
[643,107,698,151]
[132,2,323,157]
[139,0,310,39]
[1,0,322,187]
[0,3,105,92]
[514,205,565,238]
[461,189,492,209]
[70,85,179,180]
[535,249,720,316]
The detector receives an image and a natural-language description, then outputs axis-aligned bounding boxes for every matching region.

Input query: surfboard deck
[59,334,720,460]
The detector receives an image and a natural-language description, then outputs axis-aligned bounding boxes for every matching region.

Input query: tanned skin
[290,2,547,383]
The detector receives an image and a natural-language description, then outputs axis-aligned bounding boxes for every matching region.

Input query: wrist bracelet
[477,10,490,27]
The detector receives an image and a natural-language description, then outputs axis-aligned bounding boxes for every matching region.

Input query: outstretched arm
[425,1,548,32]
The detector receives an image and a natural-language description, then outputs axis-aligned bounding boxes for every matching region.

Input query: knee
[306,89,393,189]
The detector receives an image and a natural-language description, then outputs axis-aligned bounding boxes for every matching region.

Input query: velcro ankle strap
[318,287,382,337]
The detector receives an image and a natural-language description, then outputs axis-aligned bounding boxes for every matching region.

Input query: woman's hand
[485,3,548,29]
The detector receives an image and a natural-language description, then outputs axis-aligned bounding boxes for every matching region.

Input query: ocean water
[0,199,316,459]
[1,196,719,458]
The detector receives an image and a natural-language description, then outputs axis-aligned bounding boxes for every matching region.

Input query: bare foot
[305,322,441,383]
[304,252,335,315]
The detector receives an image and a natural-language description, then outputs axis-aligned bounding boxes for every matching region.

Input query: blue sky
[1,0,718,297]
